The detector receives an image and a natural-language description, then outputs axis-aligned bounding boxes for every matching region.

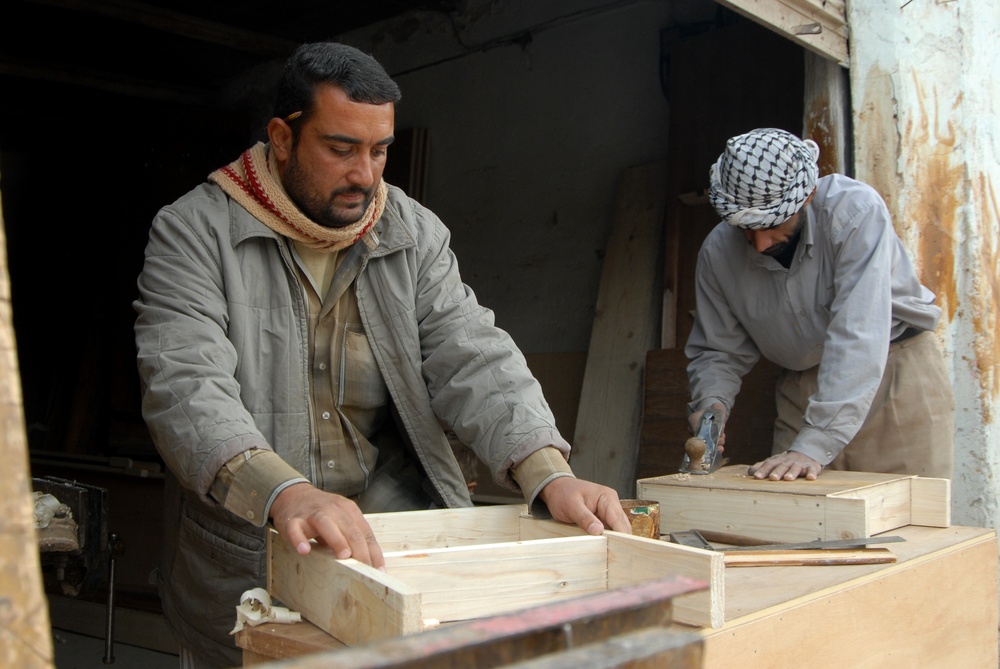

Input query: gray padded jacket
[134,181,568,665]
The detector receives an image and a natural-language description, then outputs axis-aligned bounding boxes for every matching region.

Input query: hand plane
[679,408,725,474]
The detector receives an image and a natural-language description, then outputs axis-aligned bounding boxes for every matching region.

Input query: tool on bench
[678,408,727,474]
[669,529,906,552]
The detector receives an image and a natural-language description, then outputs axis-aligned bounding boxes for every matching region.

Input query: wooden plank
[829,478,913,535]
[268,530,424,645]
[0,168,55,668]
[605,532,725,629]
[381,537,610,623]
[722,548,897,567]
[572,161,667,497]
[236,622,347,666]
[910,477,951,527]
[821,496,870,540]
[642,485,831,542]
[716,0,849,66]
[365,505,525,551]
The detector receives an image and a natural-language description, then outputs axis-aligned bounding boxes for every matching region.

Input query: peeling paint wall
[849,0,1000,529]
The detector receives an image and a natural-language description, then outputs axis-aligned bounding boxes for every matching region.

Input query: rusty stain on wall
[901,72,1000,421]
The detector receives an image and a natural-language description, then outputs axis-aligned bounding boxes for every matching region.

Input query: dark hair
[273,42,401,129]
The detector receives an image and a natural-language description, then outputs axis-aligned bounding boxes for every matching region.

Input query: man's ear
[267,118,293,162]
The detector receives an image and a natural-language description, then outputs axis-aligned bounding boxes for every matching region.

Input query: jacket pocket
[170,500,267,651]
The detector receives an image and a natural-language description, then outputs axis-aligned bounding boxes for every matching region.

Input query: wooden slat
[910,477,951,527]
[722,548,897,567]
[0,166,55,668]
[268,530,424,645]
[605,532,725,629]
[716,0,849,66]
[381,537,610,623]
[572,161,667,497]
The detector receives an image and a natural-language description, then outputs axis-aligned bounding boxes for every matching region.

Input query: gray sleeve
[684,244,761,417]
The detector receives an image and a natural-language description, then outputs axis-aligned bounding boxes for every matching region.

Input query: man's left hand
[537,477,632,535]
[749,451,823,481]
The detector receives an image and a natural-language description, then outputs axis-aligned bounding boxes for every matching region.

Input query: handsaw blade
[679,408,725,474]
[720,535,906,552]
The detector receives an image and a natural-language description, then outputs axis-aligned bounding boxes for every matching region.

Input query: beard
[283,153,372,229]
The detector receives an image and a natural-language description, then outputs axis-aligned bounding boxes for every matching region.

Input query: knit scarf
[209,142,384,252]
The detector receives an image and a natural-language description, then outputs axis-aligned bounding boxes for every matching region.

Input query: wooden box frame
[637,465,951,543]
[266,504,725,646]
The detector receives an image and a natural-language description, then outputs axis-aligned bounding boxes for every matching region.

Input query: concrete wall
[330,0,716,353]
[849,0,1000,528]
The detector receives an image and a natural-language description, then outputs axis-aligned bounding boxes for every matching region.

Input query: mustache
[333,185,372,198]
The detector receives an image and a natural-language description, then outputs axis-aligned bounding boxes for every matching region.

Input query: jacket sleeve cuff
[511,446,575,507]
[212,450,309,528]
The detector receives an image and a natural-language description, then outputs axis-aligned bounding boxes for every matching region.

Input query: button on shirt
[685,174,941,465]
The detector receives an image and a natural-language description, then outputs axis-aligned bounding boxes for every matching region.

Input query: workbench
[235,523,998,668]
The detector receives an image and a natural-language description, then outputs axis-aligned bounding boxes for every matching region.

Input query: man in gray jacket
[134,42,630,668]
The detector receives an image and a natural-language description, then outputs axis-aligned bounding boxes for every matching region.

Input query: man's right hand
[269,483,385,571]
[688,402,728,451]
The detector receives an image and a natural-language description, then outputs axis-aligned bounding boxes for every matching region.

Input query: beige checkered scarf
[209,141,384,251]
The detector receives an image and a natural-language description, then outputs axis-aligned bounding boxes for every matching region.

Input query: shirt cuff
[511,446,575,507]
[211,450,309,528]
[790,426,844,466]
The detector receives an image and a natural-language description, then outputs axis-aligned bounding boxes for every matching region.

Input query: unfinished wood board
[572,160,667,498]
[637,465,950,543]
[696,526,998,669]
[267,504,723,646]
[0,176,54,668]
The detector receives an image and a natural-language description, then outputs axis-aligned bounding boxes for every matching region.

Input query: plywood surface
[694,525,999,669]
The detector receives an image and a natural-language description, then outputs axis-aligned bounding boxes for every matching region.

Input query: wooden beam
[0,165,55,666]
[572,161,667,497]
[715,0,849,67]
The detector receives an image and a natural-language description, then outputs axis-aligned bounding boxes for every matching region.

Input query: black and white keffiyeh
[708,128,820,230]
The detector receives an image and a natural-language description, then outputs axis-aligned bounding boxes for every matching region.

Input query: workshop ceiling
[1,0,459,109]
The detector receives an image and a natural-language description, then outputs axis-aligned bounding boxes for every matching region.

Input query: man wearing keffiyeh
[685,128,954,484]
[134,42,630,668]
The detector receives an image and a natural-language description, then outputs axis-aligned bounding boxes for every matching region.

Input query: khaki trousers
[772,332,954,478]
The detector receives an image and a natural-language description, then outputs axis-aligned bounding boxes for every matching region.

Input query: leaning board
[266,504,724,646]
[637,465,950,543]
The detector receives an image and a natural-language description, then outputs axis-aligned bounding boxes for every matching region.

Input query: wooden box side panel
[910,477,951,527]
[637,484,828,542]
[366,504,526,551]
[268,531,422,645]
[822,497,871,539]
[383,536,609,623]
[517,515,590,541]
[604,532,724,629]
[827,479,911,535]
